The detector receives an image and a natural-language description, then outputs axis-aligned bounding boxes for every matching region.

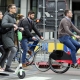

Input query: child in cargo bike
[58,9,80,68]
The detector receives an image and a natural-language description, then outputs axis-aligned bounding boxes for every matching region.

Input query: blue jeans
[21,38,39,64]
[59,35,80,64]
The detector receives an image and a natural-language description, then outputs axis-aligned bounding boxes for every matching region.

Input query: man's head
[0,11,3,20]
[8,4,17,14]
[28,11,35,20]
[64,10,73,18]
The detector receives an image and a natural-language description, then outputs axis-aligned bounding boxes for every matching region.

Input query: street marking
[18,77,51,80]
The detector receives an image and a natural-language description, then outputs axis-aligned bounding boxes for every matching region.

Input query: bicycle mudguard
[49,50,72,60]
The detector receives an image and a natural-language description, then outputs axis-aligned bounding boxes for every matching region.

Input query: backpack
[0,21,11,34]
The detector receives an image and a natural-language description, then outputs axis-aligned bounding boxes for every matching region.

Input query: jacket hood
[4,11,9,16]
[4,11,15,18]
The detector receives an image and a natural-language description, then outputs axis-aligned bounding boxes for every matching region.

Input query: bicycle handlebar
[17,27,22,31]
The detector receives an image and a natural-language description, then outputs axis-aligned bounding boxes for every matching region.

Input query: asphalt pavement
[1,61,80,80]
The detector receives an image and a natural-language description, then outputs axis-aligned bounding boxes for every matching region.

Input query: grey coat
[1,13,16,49]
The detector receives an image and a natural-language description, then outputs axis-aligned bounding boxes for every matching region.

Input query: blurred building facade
[0,0,80,39]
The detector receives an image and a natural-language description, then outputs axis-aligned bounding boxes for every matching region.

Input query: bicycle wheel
[49,57,70,74]
[34,49,50,72]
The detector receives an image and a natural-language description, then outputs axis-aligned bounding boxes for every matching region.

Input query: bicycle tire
[49,57,70,74]
[34,49,50,72]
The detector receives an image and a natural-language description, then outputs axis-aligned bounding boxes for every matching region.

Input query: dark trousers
[21,38,39,63]
[0,46,9,68]
[59,35,80,64]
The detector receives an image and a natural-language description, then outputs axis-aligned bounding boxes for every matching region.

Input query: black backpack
[0,21,11,34]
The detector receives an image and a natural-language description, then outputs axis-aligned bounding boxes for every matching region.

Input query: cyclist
[58,9,80,67]
[19,11,44,67]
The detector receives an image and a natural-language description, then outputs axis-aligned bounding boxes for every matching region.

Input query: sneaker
[28,50,32,55]
[73,63,78,68]
[22,63,27,67]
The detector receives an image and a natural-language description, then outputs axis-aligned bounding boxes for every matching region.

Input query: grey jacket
[58,17,80,38]
[1,12,16,49]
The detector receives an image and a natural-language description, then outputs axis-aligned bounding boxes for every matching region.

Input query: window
[0,0,6,13]
[14,0,21,13]
[0,0,21,14]
[31,0,38,18]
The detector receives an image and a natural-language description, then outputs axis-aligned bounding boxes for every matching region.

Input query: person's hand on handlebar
[74,35,80,39]
[18,27,24,31]
[13,24,18,31]
[40,36,44,40]
[32,36,44,41]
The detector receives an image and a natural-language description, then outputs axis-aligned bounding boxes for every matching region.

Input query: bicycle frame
[27,44,42,58]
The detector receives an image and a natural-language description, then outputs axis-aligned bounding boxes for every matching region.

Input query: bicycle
[14,42,39,65]
[49,46,80,74]
[15,38,50,72]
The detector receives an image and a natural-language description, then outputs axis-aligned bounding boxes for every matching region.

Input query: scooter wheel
[18,71,25,79]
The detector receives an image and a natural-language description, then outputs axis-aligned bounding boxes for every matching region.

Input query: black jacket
[0,20,3,44]
[18,18,41,38]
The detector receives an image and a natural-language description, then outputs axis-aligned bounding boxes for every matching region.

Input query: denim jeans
[21,38,39,63]
[59,35,80,64]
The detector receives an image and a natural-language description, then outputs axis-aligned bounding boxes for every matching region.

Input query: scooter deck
[0,72,9,76]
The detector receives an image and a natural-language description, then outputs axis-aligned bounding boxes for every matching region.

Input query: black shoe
[5,65,14,72]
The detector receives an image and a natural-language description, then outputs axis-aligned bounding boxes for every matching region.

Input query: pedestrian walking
[1,4,18,72]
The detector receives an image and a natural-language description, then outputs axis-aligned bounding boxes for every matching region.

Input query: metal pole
[70,0,72,10]
[43,0,46,38]
[43,0,46,61]
[54,0,58,50]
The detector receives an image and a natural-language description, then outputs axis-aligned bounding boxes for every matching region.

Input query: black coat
[1,12,16,49]
[18,18,41,39]
[0,20,3,44]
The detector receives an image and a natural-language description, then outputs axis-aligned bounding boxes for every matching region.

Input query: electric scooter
[14,28,25,79]
[0,28,25,79]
